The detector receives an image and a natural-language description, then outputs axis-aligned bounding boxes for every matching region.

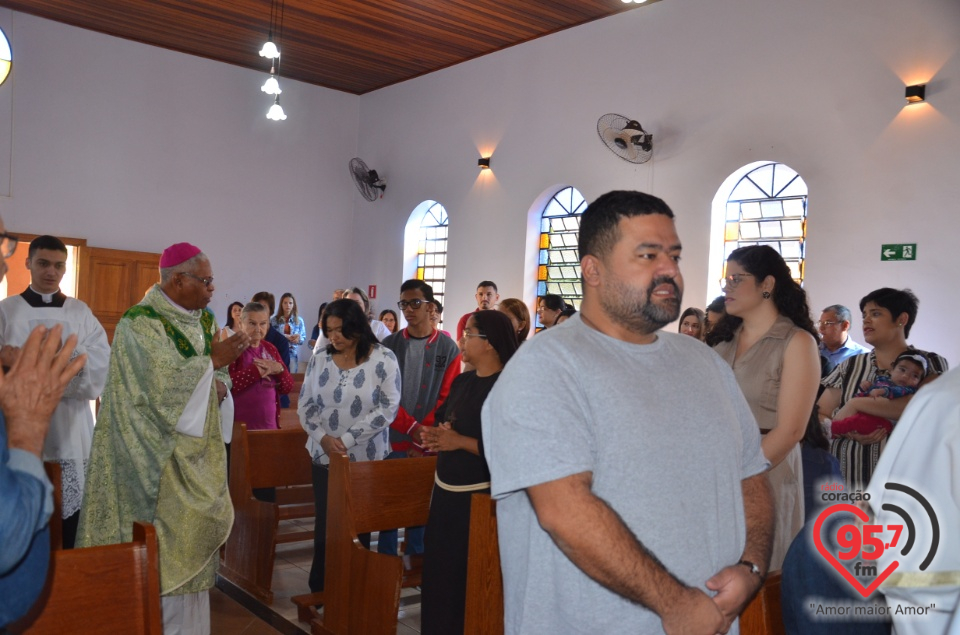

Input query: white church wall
[0,11,360,340]
[354,0,960,362]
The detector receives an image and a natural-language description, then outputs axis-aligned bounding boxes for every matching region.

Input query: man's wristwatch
[738,559,764,578]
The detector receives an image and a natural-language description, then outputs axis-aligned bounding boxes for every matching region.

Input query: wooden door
[77,247,160,342]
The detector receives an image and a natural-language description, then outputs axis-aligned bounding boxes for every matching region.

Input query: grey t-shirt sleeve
[482,341,595,499]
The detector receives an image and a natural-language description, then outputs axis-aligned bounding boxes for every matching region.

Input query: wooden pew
[740,571,785,635]
[9,521,162,634]
[464,493,504,634]
[220,421,315,603]
[462,494,785,635]
[311,452,437,635]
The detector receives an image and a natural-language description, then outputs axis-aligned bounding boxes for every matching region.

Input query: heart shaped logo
[813,503,899,598]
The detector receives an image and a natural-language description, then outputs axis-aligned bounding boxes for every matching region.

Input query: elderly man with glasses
[817,304,869,374]
[78,243,249,635]
[377,279,461,557]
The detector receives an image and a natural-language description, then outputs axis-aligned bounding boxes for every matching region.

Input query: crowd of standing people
[0,186,954,635]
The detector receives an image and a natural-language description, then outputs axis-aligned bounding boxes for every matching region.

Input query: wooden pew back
[461,493,784,635]
[315,452,437,635]
[10,522,162,634]
[244,426,313,490]
[464,493,504,634]
[220,421,314,603]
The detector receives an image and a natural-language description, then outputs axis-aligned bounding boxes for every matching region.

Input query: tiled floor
[212,519,422,635]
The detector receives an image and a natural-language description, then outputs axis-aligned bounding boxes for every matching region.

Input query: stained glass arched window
[722,162,808,283]
[415,201,448,309]
[536,186,586,328]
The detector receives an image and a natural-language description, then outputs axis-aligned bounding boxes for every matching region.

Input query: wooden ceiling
[1,0,655,94]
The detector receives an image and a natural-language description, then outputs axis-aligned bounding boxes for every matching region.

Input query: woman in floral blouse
[297,298,401,593]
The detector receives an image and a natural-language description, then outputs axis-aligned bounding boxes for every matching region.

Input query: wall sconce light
[478,157,491,170]
[905,84,926,103]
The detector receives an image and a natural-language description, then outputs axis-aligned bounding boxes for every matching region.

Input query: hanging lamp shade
[0,26,12,87]
[261,71,281,95]
[259,40,280,59]
[266,97,287,121]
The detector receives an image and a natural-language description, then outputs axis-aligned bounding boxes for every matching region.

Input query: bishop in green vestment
[78,245,250,632]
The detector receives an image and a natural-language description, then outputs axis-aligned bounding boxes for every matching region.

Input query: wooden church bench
[220,421,315,603]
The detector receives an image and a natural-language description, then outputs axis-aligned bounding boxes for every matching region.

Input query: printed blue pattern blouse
[297,343,401,465]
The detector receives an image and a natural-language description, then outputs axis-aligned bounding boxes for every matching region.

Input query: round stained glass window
[0,26,11,87]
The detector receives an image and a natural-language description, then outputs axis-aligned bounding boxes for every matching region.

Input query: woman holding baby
[817,287,948,490]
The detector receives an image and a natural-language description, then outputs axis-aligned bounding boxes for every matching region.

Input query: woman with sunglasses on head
[419,310,518,635]
[707,245,820,570]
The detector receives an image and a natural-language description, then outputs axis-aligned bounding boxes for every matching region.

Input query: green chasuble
[78,285,233,596]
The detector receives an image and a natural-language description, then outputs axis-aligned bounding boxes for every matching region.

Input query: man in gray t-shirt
[482,191,774,635]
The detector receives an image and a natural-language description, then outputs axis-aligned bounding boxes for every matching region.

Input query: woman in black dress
[419,310,518,635]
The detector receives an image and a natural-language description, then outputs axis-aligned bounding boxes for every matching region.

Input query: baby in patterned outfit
[830,352,926,436]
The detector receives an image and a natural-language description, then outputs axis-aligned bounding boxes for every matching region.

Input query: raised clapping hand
[0,344,20,368]
[211,331,251,369]
[0,324,87,457]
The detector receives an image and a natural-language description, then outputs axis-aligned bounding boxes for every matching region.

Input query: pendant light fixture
[260,0,287,120]
[261,65,281,95]
[267,96,287,121]
[259,0,282,59]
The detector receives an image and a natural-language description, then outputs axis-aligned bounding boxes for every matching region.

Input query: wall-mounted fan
[597,114,653,164]
[349,157,386,201]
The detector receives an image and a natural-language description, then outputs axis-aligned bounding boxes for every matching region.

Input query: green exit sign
[881,244,917,261]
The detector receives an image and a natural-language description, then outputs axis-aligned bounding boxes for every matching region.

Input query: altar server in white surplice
[867,367,960,635]
[0,235,109,549]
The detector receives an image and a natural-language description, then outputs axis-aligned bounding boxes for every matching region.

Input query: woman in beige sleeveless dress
[708,245,821,570]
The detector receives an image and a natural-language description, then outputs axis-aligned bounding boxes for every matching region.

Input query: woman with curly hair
[707,245,820,570]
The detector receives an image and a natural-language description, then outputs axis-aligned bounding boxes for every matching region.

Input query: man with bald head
[78,243,249,635]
